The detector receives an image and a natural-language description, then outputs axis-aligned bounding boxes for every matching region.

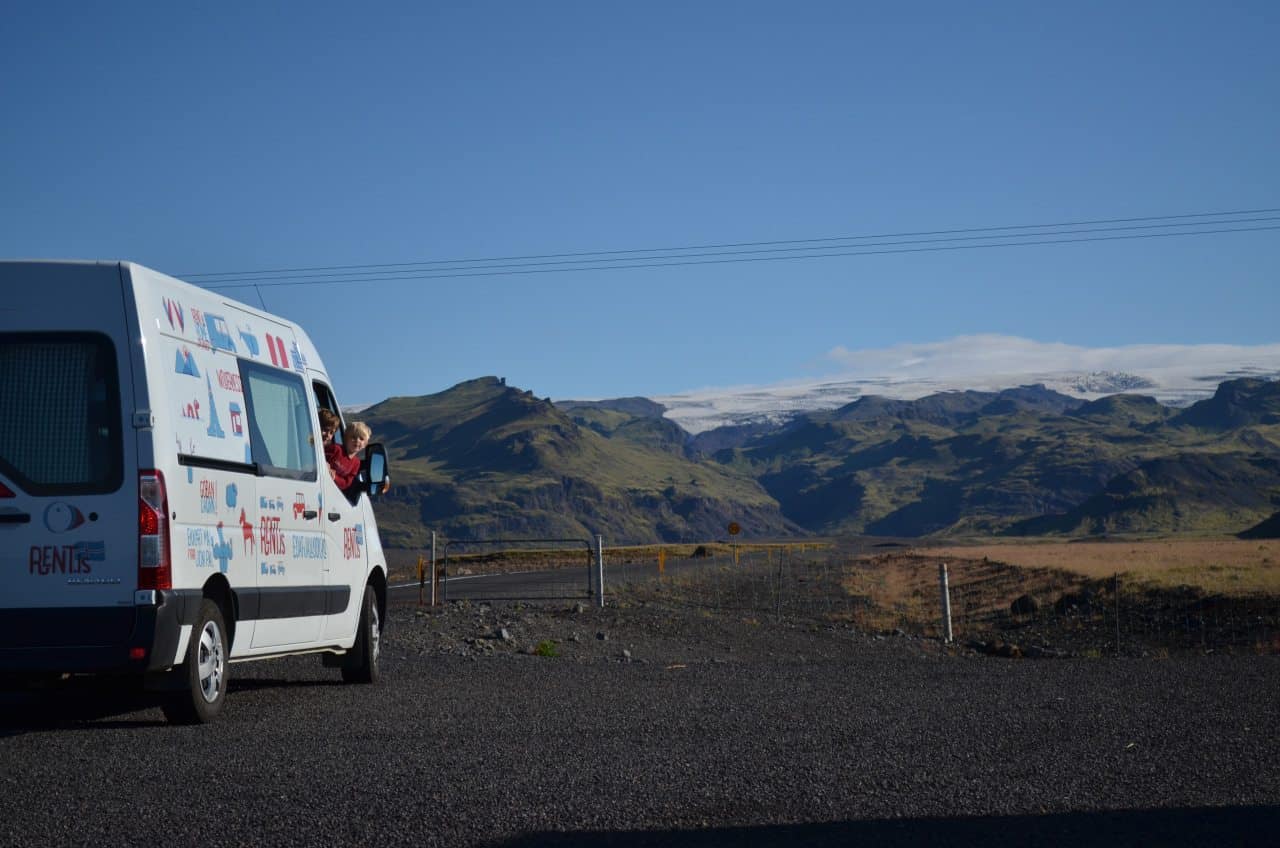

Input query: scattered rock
[1010,594,1040,617]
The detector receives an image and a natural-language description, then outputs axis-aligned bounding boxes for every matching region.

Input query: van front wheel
[341,585,380,684]
[162,599,229,724]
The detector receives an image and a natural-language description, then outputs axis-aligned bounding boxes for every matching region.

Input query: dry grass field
[832,538,1280,653]
[924,538,1280,595]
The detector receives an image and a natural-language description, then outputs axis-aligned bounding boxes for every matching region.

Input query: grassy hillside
[365,377,799,547]
[364,376,1280,547]
[718,381,1280,538]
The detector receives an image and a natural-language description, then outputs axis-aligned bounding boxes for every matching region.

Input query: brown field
[920,538,1280,595]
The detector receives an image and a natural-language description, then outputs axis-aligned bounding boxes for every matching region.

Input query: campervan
[0,261,390,723]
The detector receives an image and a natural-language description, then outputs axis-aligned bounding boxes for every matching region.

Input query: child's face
[344,432,368,455]
[321,424,337,442]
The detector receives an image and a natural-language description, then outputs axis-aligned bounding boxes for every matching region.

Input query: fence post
[430,531,438,607]
[1114,572,1121,655]
[595,534,605,608]
[939,562,953,644]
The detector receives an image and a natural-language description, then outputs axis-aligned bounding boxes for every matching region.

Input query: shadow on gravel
[0,679,165,735]
[0,675,337,736]
[228,677,342,691]
[497,805,1280,848]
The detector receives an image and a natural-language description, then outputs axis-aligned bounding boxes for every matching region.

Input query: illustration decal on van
[216,369,242,393]
[191,308,211,349]
[211,523,233,573]
[199,479,218,515]
[175,346,201,377]
[229,402,244,437]
[181,398,202,420]
[43,502,86,533]
[259,515,286,558]
[163,297,185,331]
[205,376,226,438]
[259,495,285,512]
[292,535,327,559]
[261,561,288,577]
[292,493,308,519]
[289,340,307,373]
[265,334,290,369]
[29,541,104,575]
[343,524,364,560]
[226,482,238,508]
[238,509,256,555]
[205,313,238,354]
[238,326,260,357]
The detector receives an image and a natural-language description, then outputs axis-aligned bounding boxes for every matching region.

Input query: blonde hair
[345,421,371,441]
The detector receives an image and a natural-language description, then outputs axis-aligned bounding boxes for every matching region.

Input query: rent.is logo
[343,524,364,560]
[29,542,105,575]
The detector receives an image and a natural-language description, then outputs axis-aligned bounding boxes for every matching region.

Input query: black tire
[161,598,229,724]
[341,585,380,684]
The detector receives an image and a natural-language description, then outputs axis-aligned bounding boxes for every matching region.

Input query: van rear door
[0,264,139,651]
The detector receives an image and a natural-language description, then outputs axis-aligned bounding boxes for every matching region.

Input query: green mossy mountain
[363,377,800,547]
[364,377,1280,546]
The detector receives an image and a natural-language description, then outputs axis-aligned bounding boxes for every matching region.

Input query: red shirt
[325,442,361,490]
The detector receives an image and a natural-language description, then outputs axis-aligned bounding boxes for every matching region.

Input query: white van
[0,261,391,723]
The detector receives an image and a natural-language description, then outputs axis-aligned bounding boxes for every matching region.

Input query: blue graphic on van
[211,523,233,574]
[205,312,238,354]
[225,482,238,509]
[229,402,244,437]
[238,326,260,357]
[205,376,225,438]
[289,340,307,372]
[43,503,86,533]
[73,541,106,567]
[175,346,200,377]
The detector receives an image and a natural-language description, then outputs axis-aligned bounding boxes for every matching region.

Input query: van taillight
[0,481,13,498]
[138,470,171,590]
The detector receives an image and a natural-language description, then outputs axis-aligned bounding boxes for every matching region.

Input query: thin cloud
[657,335,1280,434]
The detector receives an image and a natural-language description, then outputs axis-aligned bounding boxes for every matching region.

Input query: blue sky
[3,2,1278,407]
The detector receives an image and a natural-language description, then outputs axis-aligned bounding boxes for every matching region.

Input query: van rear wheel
[341,585,380,684]
[162,599,228,724]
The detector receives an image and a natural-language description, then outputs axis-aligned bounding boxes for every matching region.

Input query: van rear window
[0,333,123,494]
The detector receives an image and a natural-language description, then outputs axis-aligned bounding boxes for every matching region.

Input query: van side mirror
[363,443,389,497]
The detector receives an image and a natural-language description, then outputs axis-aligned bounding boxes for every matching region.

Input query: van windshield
[0,333,123,495]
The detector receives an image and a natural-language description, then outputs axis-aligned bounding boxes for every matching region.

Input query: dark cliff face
[1172,378,1280,430]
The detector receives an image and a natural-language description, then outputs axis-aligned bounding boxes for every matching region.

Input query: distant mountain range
[651,365,1280,434]
[361,374,1280,546]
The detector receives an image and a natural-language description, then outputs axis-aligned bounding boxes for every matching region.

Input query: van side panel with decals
[0,261,389,722]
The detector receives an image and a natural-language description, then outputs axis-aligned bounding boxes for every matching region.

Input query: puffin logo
[44,503,86,533]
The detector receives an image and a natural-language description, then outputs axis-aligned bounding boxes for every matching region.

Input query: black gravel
[1,599,1277,847]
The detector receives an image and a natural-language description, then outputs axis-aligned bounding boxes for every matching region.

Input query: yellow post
[658,548,666,575]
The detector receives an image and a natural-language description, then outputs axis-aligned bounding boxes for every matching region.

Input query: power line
[193,214,1280,284]
[203,222,1280,290]
[183,206,1280,280]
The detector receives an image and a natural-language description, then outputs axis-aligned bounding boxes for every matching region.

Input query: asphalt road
[2,600,1277,848]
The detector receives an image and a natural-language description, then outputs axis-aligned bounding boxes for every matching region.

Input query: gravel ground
[1,598,1278,847]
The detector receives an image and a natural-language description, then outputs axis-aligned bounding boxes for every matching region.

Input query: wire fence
[615,545,1280,657]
